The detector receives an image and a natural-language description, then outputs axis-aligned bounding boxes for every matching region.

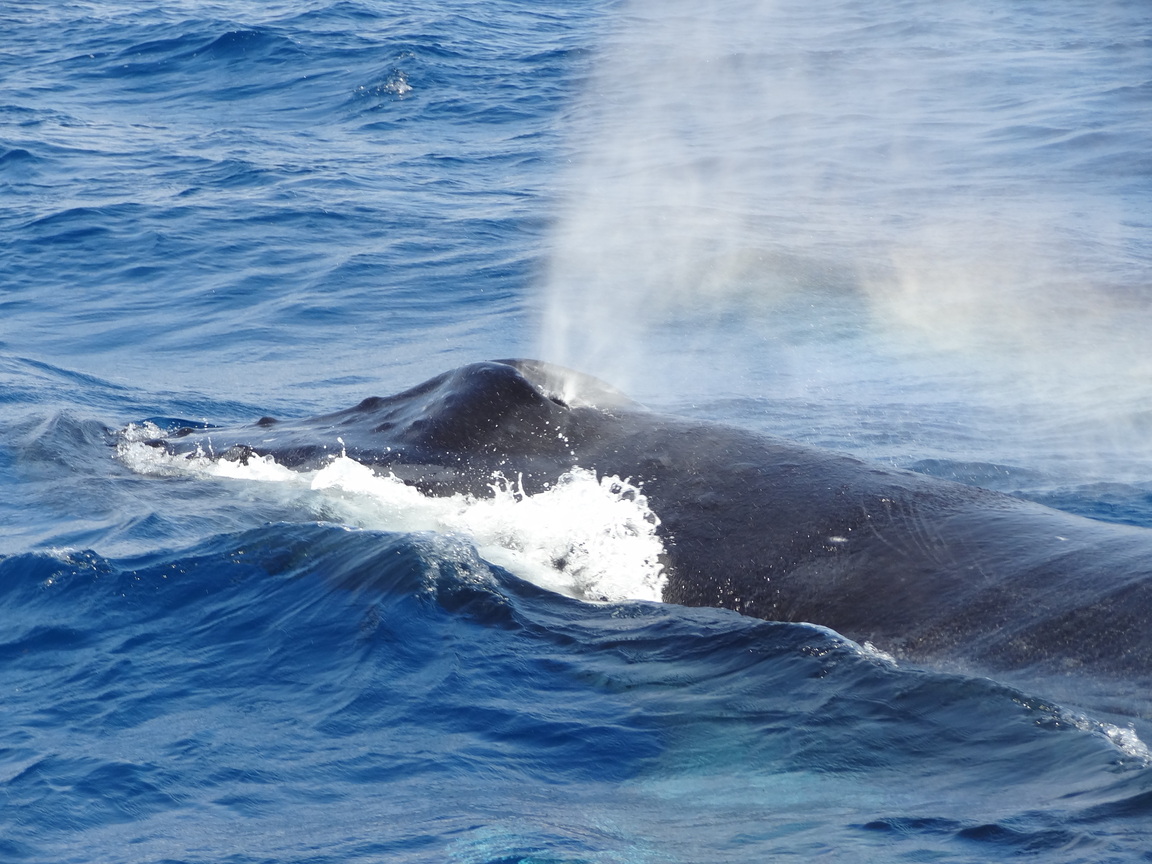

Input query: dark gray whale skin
[144,360,1152,691]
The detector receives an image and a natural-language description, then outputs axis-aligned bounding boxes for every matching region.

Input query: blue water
[4,1,1152,861]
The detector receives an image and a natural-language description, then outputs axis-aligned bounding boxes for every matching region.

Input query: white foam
[116,430,667,603]
[1062,711,1152,764]
[858,641,898,666]
[1099,723,1152,763]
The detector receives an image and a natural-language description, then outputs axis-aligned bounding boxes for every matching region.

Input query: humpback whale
[141,360,1152,703]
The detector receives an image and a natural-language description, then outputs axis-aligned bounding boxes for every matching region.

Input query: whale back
[143,361,626,491]
[136,360,1152,692]
[317,361,572,457]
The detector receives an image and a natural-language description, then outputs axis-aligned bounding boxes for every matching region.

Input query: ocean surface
[3,0,1152,861]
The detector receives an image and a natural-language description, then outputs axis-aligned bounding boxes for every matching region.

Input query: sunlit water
[3,0,1152,861]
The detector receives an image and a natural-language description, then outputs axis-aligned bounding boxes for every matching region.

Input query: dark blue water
[4,1,1152,861]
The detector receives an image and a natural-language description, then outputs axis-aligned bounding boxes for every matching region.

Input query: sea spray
[117,427,667,603]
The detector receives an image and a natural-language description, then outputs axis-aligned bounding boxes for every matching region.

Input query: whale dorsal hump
[318,360,628,457]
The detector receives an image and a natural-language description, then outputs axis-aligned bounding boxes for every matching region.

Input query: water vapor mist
[536,0,1151,475]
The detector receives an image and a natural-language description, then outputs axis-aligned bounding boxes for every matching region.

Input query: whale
[139,359,1152,712]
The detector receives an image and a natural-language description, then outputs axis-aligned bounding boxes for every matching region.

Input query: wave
[2,523,1152,860]
[118,428,667,603]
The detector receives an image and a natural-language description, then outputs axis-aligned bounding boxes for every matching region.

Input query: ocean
[3,0,1152,861]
